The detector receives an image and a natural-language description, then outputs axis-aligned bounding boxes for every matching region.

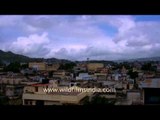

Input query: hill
[0,50,71,64]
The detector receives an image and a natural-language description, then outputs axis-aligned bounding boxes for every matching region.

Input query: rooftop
[49,92,81,96]
[139,78,160,88]
[31,83,49,87]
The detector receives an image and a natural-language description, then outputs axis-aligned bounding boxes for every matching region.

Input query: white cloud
[1,15,160,60]
[9,32,50,57]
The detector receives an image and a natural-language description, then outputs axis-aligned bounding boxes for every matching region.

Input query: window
[24,100,28,105]
[35,87,38,92]
[24,100,33,105]
[30,101,32,105]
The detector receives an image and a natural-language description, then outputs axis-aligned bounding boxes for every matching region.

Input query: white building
[112,73,121,81]
[76,73,95,80]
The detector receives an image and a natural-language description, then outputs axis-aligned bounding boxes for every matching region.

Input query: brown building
[87,63,104,71]
[29,62,60,71]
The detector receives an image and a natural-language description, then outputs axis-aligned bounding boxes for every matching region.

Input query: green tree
[84,96,116,105]
[20,63,28,69]
[127,70,138,79]
[141,63,152,71]
[4,62,20,73]
[0,96,9,105]
[59,62,76,71]
[127,70,138,89]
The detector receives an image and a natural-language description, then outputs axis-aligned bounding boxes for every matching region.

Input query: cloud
[0,16,23,27]
[111,20,160,59]
[1,15,160,60]
[9,32,50,58]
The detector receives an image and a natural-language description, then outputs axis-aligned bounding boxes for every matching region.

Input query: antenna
[87,58,89,63]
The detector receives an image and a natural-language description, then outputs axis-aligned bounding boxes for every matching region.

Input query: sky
[0,15,160,61]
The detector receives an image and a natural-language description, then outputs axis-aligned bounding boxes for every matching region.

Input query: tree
[59,62,76,71]
[0,61,3,66]
[84,96,116,105]
[20,63,28,69]
[127,70,138,89]
[141,62,157,72]
[4,62,20,73]
[127,70,138,80]
[0,96,9,105]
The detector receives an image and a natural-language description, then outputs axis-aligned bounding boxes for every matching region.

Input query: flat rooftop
[48,92,81,96]
[139,78,160,88]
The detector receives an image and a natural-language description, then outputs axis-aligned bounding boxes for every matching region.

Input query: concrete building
[73,66,87,73]
[53,70,70,80]
[127,79,134,89]
[126,90,141,105]
[0,76,28,98]
[157,64,160,72]
[98,81,117,89]
[87,63,104,71]
[139,78,160,104]
[76,73,95,81]
[20,68,35,75]
[0,76,28,85]
[29,62,60,71]
[112,73,121,81]
[5,85,24,98]
[29,62,46,71]
[46,63,60,71]
[22,82,89,105]
[143,72,155,78]
[94,73,107,80]
[115,90,141,105]
[121,66,127,74]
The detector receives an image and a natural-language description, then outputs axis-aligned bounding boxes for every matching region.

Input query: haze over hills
[0,50,160,64]
[0,50,70,64]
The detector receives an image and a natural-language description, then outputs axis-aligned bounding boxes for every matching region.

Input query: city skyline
[1,15,160,60]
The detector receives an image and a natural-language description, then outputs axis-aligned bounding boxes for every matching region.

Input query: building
[5,85,24,98]
[87,63,104,71]
[0,75,28,98]
[143,72,155,78]
[115,90,141,105]
[139,78,160,104]
[156,64,160,72]
[73,66,87,73]
[29,62,46,71]
[53,70,70,80]
[121,66,127,74]
[99,81,116,88]
[29,62,60,71]
[94,73,107,80]
[76,73,95,81]
[22,82,89,105]
[46,63,60,71]
[112,73,121,81]
[126,90,141,105]
[127,79,134,89]
[20,68,34,75]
